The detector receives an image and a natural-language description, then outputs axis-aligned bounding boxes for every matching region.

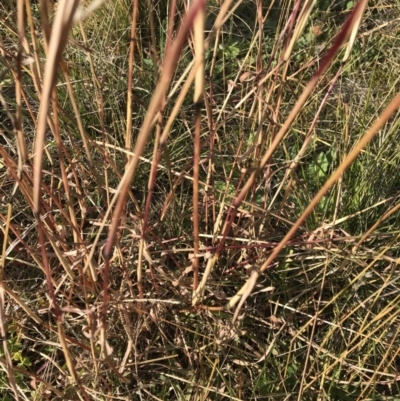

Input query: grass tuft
[0,0,400,399]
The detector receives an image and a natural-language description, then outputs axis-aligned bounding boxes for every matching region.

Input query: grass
[0,0,400,399]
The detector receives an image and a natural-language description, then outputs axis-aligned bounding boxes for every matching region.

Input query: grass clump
[0,0,400,400]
